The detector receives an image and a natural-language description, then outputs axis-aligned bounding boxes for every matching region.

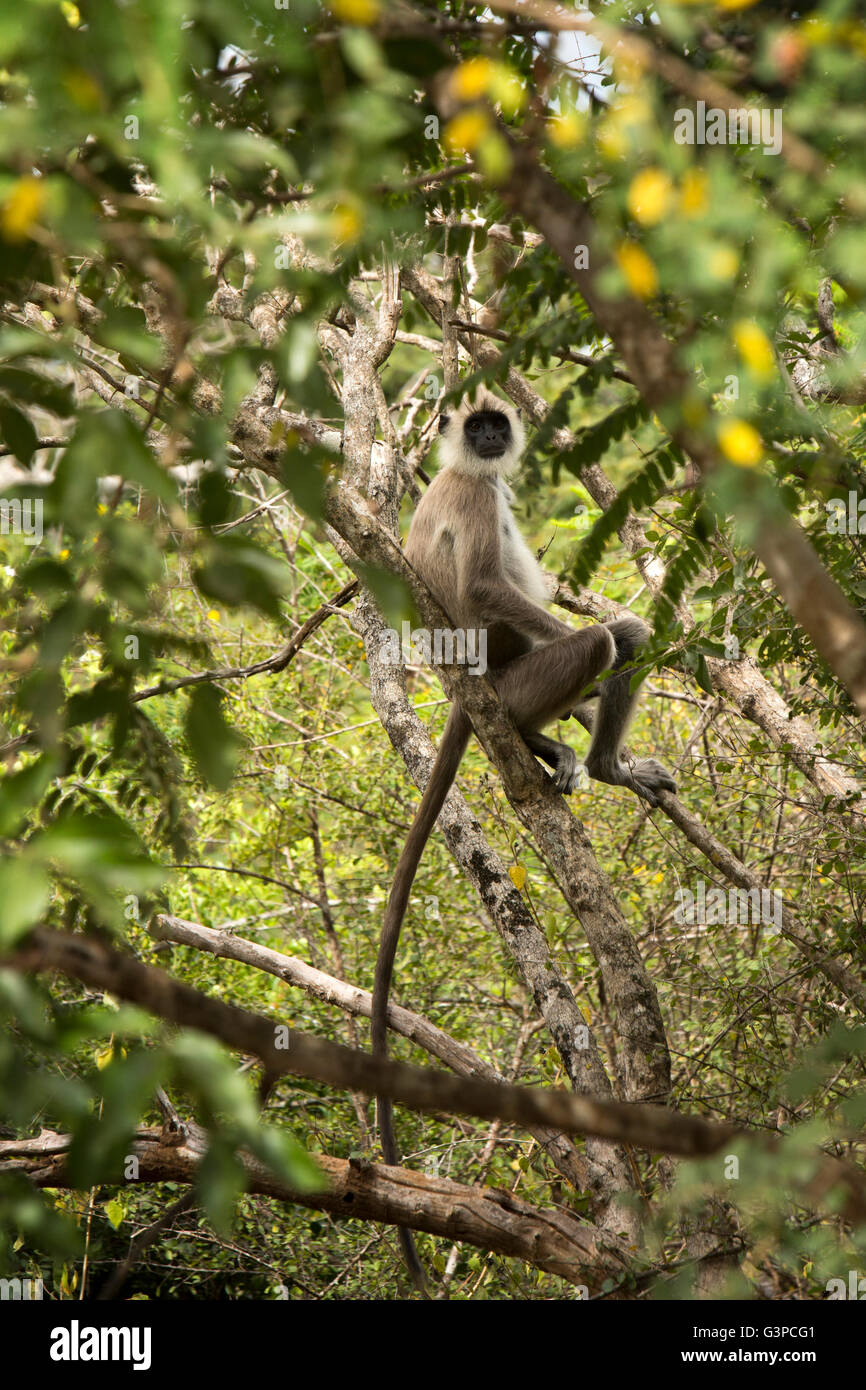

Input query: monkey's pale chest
[496,488,549,604]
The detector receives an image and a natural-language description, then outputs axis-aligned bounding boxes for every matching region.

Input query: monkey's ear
[438,413,450,433]
[515,407,522,419]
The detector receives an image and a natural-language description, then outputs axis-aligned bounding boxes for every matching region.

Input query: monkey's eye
[468,420,481,431]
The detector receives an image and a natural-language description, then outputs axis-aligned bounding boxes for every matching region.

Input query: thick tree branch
[2,927,715,1154]
[4,936,864,1224]
[150,912,595,1197]
[0,1127,626,1289]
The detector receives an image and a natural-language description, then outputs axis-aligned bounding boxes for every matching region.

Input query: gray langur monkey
[372,389,676,1291]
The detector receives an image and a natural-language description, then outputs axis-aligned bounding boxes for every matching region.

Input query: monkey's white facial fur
[438,391,525,478]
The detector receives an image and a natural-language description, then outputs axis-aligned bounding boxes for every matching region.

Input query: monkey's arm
[464,573,571,643]
[457,515,571,644]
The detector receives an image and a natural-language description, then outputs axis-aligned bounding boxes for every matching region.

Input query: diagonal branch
[5,932,865,1224]
[150,911,594,1196]
[323,480,672,1104]
[1,927,711,1153]
[353,595,638,1217]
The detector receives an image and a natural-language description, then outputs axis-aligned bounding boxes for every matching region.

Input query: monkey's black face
[464,410,511,459]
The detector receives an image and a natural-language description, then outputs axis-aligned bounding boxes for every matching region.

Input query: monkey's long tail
[372,703,472,1296]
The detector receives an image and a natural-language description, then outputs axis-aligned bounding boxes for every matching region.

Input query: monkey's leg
[494,618,676,804]
[584,616,677,807]
[492,625,616,794]
[569,700,596,735]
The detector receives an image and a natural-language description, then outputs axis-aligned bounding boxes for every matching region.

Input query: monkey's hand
[585,753,677,808]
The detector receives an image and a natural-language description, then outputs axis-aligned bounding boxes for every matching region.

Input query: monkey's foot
[552,744,583,794]
[628,758,677,807]
[585,755,677,808]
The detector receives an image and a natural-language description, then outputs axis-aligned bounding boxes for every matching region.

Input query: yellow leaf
[708,245,739,282]
[733,319,776,380]
[450,57,496,102]
[1,177,45,242]
[332,201,363,245]
[680,167,709,216]
[615,241,658,299]
[330,0,380,23]
[627,168,672,226]
[443,108,490,154]
[60,1,81,26]
[718,419,763,467]
[509,864,527,890]
[207,609,220,622]
[611,47,649,84]
[449,59,525,117]
[547,111,586,149]
[800,17,833,46]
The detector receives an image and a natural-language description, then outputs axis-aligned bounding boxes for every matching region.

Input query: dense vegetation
[0,0,865,1301]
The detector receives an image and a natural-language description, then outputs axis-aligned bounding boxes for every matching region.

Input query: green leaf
[0,753,61,836]
[280,442,326,519]
[245,1128,325,1193]
[104,1197,125,1230]
[693,653,714,695]
[49,412,175,529]
[0,368,75,418]
[196,1140,245,1236]
[66,1047,165,1186]
[0,859,50,946]
[0,402,38,465]
[37,809,159,879]
[184,685,245,791]
[355,562,413,630]
[193,536,290,619]
[32,810,163,926]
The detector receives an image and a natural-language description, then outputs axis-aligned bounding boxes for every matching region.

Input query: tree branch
[0,1126,625,1289]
